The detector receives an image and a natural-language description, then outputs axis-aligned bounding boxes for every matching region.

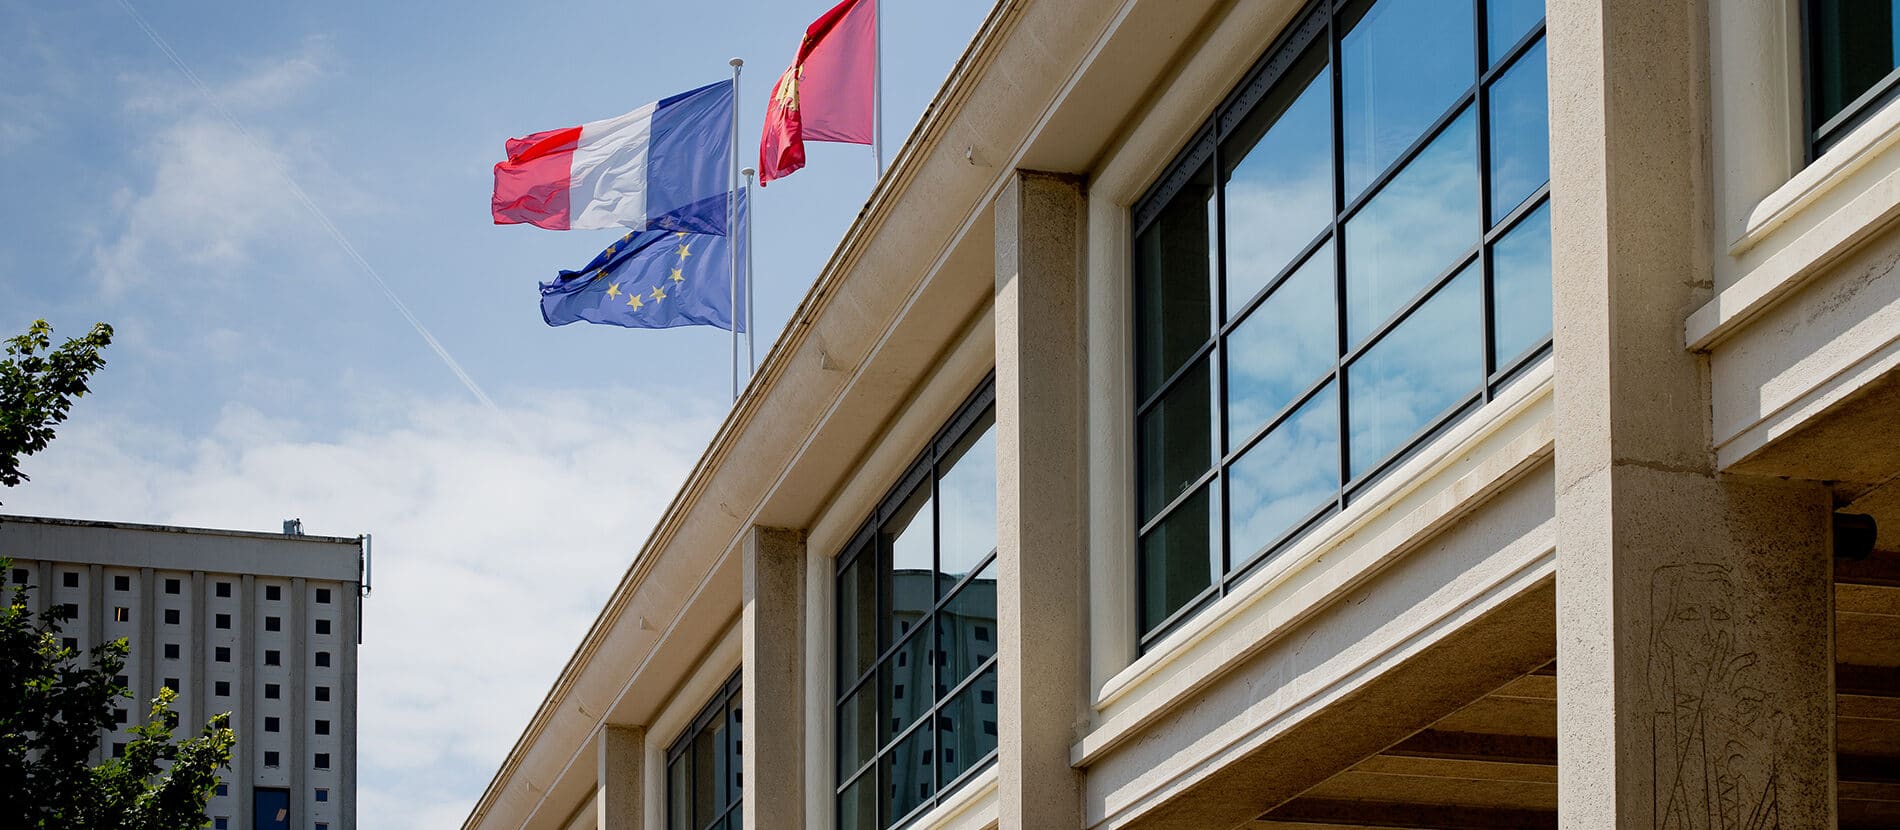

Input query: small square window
[215,581,231,598]
[315,619,331,636]
[215,681,230,696]
[63,571,79,588]
[265,716,280,733]
[315,788,329,802]
[214,818,228,830]
[215,646,231,662]
[112,606,130,622]
[265,585,281,601]
[975,625,989,642]
[980,689,994,704]
[315,686,331,702]
[316,588,332,604]
[113,707,128,724]
[317,824,329,830]
[314,752,330,770]
[164,643,180,660]
[112,742,126,758]
[163,677,179,692]
[61,637,77,652]
[113,575,130,591]
[265,649,281,666]
[315,651,331,668]
[315,719,331,735]
[61,603,78,620]
[264,751,280,768]
[214,613,230,629]
[164,578,181,594]
[215,783,228,797]
[265,616,281,632]
[10,568,26,584]
[265,683,281,699]
[114,674,128,687]
[164,609,180,625]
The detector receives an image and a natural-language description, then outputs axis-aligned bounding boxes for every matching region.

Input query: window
[112,742,126,758]
[165,643,180,660]
[165,578,181,594]
[63,571,79,588]
[215,581,231,598]
[10,567,25,584]
[113,575,130,591]
[164,677,179,692]
[835,380,998,830]
[216,646,231,663]
[265,717,280,733]
[315,651,331,668]
[1131,0,1550,645]
[1807,1,1900,155]
[112,606,130,622]
[266,585,281,601]
[315,619,331,636]
[114,707,128,724]
[215,818,228,830]
[61,637,78,652]
[666,672,742,830]
[266,683,281,699]
[264,751,280,768]
[215,681,231,696]
[266,616,281,632]
[315,719,331,736]
[316,588,332,604]
[314,753,330,770]
[165,609,180,625]
[265,650,281,666]
[216,783,228,797]
[115,674,129,687]
[215,613,231,629]
[61,603,78,621]
[317,824,330,830]
[315,788,329,803]
[315,686,330,702]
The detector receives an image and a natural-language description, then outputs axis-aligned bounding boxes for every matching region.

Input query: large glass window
[1133,0,1551,646]
[836,379,998,830]
[667,672,743,830]
[1807,0,1900,156]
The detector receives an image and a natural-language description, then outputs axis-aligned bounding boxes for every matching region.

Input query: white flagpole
[728,57,743,402]
[872,0,883,176]
[741,167,757,375]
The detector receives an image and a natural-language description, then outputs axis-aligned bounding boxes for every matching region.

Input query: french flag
[493,80,734,234]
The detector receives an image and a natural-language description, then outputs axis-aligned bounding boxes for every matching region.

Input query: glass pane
[837,546,877,687]
[938,559,997,691]
[1347,263,1482,478]
[1344,108,1479,346]
[837,771,878,830]
[1135,163,1216,399]
[668,757,691,830]
[1225,242,1336,449]
[1486,38,1549,225]
[1227,382,1340,565]
[1485,0,1543,66]
[937,665,998,789]
[1341,0,1477,198]
[937,409,997,586]
[1809,0,1900,131]
[882,627,931,744]
[725,695,743,807]
[1223,43,1332,313]
[1491,200,1552,365]
[884,485,933,639]
[882,722,934,823]
[691,717,719,824]
[1138,355,1214,523]
[1139,483,1216,636]
[837,676,879,780]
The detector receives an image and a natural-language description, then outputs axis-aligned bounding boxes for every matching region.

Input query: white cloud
[2,388,722,829]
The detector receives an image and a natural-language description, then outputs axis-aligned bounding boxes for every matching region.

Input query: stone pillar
[993,171,1086,829]
[596,725,645,830]
[742,526,806,830]
[1547,0,1836,827]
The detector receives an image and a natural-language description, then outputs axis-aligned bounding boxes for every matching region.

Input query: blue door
[254,787,289,830]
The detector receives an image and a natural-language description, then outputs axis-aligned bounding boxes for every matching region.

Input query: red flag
[760,0,877,185]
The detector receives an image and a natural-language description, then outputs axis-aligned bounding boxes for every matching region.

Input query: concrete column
[993,170,1087,829]
[596,725,645,830]
[1547,0,1837,827]
[742,526,805,830]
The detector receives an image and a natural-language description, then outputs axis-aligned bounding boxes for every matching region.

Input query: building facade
[1,515,366,830]
[465,0,1900,828]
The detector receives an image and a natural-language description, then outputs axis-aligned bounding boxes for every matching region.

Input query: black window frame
[1132,0,1552,649]
[833,376,1000,830]
[665,670,743,830]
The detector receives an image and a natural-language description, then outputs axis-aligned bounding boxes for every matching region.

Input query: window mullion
[1474,0,1498,394]
[1328,3,1350,513]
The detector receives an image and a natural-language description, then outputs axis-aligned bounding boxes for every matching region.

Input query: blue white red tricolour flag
[493,80,733,234]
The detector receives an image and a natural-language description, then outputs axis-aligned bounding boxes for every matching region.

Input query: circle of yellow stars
[597,231,693,311]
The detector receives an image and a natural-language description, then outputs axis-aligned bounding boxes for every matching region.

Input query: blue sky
[0,0,990,825]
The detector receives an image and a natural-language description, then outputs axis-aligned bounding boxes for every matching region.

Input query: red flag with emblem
[759,0,877,185]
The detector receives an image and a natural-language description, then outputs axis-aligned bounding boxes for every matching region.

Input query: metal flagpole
[742,167,757,375]
[872,0,883,176]
[728,57,743,402]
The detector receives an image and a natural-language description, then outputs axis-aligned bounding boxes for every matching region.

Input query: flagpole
[872,0,883,176]
[729,57,743,402]
[741,167,757,375]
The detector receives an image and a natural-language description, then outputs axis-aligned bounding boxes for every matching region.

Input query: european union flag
[540,190,747,331]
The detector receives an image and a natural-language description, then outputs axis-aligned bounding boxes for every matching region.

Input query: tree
[1,319,114,494]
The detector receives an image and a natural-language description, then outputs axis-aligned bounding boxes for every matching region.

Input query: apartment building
[464,0,1900,827]
[1,515,366,830]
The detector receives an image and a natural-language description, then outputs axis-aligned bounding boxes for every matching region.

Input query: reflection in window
[1808,0,1900,154]
[835,379,997,829]
[666,672,742,830]
[1132,0,1550,645]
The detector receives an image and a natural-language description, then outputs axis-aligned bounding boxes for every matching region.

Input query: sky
[0,0,992,825]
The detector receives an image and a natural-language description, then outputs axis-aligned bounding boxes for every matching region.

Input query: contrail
[116,0,501,413]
